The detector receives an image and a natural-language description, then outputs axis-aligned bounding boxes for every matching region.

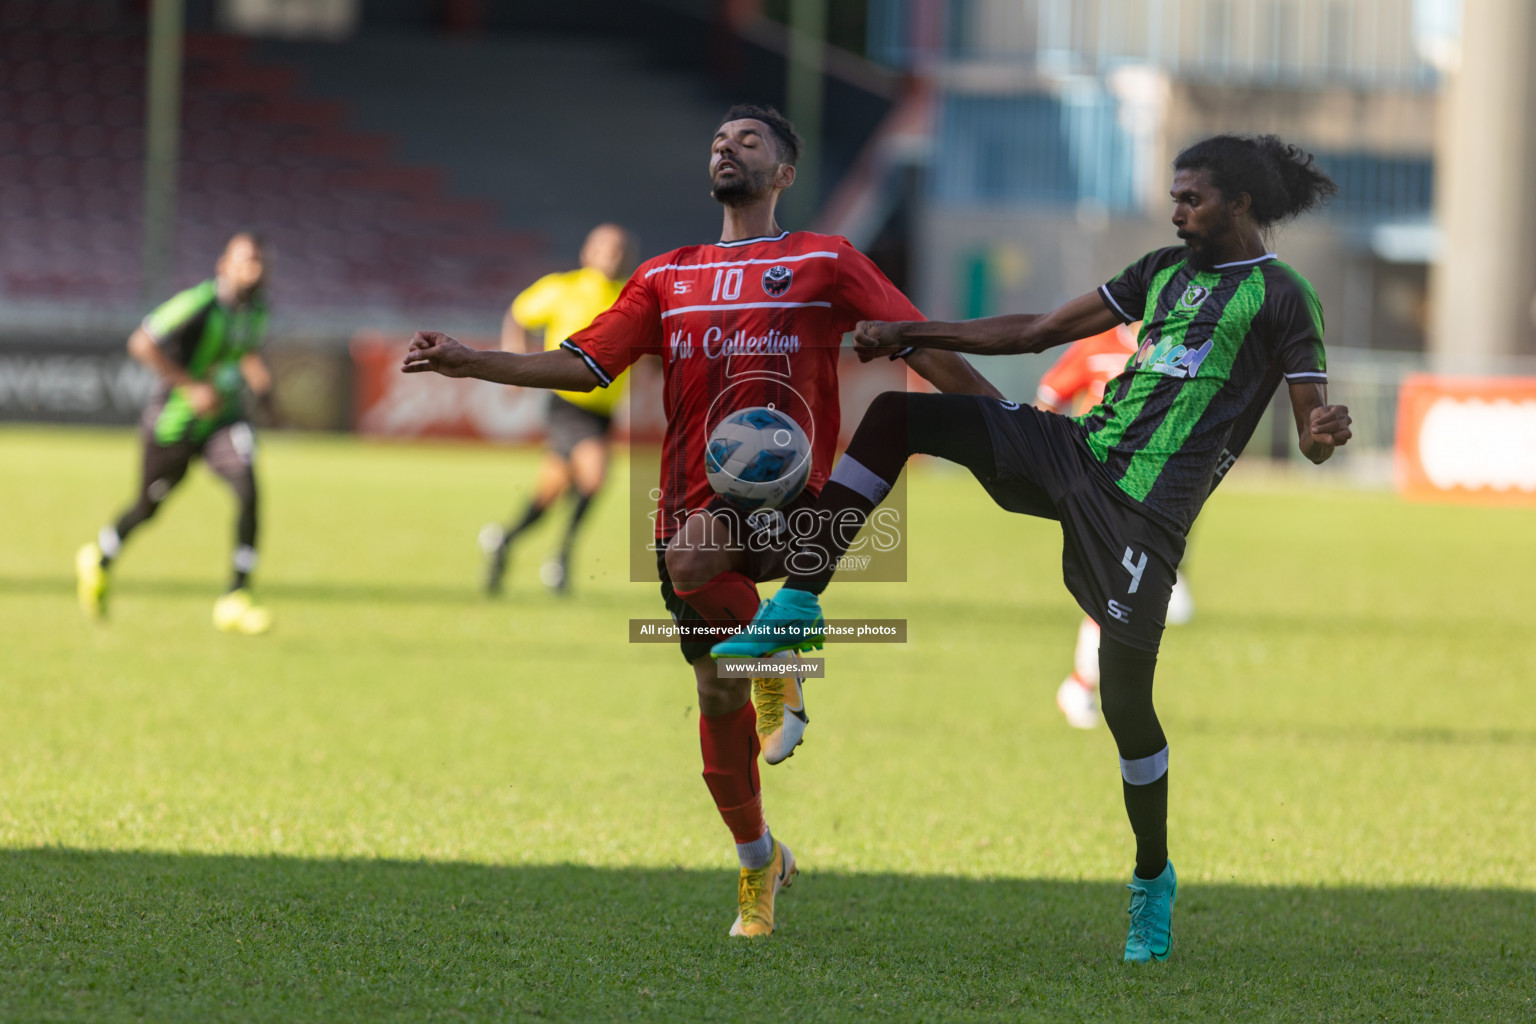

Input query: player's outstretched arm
[900,348,1005,400]
[853,291,1121,357]
[401,331,599,392]
[1287,382,1352,464]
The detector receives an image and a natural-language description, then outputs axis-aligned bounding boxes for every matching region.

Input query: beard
[711,164,774,206]
[1178,231,1217,271]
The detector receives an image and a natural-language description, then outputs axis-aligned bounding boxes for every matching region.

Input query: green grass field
[2,426,1533,1023]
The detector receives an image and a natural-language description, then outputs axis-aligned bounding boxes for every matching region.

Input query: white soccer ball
[704,405,812,510]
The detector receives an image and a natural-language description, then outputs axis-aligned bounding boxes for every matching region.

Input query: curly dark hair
[1173,134,1338,227]
[718,104,803,166]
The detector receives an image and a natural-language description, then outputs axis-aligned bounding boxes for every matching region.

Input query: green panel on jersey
[143,281,216,340]
[1139,259,1185,326]
[1084,263,1206,464]
[1117,267,1267,500]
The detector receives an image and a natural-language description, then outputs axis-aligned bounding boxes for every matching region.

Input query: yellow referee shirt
[510,266,627,415]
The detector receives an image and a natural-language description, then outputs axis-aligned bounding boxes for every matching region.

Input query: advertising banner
[351,332,553,442]
[0,339,157,425]
[1394,374,1536,506]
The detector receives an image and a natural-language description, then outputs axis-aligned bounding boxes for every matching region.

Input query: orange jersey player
[1034,324,1139,417]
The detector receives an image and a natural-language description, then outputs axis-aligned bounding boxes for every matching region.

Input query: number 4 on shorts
[1121,547,1147,594]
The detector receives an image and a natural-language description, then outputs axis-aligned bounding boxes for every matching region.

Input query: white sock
[233,545,259,573]
[736,828,774,869]
[97,526,121,560]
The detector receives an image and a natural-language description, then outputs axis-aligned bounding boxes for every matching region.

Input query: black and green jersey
[142,280,268,445]
[1082,247,1327,533]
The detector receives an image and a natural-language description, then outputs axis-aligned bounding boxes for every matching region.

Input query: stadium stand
[0,0,558,323]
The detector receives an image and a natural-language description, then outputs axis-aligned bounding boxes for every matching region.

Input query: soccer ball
[704,406,812,510]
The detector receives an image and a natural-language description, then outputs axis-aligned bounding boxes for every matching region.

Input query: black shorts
[974,398,1185,653]
[654,489,820,663]
[545,394,611,459]
[137,401,257,494]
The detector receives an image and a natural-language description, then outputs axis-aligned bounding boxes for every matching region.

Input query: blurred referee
[480,223,636,594]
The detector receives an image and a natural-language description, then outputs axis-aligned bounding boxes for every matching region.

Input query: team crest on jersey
[761,265,793,297]
[1176,284,1211,312]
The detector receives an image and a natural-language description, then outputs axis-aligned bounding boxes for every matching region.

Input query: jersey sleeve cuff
[1282,370,1328,384]
[1098,285,1135,324]
[560,339,614,388]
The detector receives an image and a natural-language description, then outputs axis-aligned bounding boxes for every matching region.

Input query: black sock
[1099,636,1170,880]
[785,392,997,595]
[503,497,551,546]
[1124,775,1169,880]
[558,492,595,565]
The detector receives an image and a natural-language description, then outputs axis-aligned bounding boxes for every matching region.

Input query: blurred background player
[403,104,997,938]
[1034,323,1196,729]
[75,232,275,635]
[480,223,637,594]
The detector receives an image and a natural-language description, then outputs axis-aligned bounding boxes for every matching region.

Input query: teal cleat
[1123,860,1177,963]
[711,588,826,659]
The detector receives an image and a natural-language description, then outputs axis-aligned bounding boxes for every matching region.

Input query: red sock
[675,571,760,630]
[699,701,765,844]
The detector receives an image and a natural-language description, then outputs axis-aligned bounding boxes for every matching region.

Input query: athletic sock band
[827,455,893,505]
[736,828,773,870]
[233,545,259,573]
[98,526,121,560]
[1120,745,1169,786]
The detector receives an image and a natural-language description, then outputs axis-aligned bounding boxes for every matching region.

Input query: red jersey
[565,230,923,539]
[1035,324,1139,416]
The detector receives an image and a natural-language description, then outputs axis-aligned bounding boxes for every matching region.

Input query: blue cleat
[711,588,826,659]
[1123,860,1177,962]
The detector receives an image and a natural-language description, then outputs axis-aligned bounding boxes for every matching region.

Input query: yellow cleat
[729,838,797,937]
[75,542,108,618]
[752,651,809,765]
[212,588,273,635]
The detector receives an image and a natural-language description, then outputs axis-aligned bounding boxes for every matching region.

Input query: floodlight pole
[785,0,825,229]
[143,0,185,307]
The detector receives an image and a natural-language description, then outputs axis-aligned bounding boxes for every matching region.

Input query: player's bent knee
[692,656,749,715]
[665,530,733,588]
[865,390,909,426]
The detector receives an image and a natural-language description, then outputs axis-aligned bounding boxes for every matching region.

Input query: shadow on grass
[0,574,650,610]
[2,849,1530,1023]
[1179,716,1536,749]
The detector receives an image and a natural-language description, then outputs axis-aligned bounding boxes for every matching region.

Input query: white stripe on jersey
[714,231,789,248]
[644,250,840,279]
[660,301,832,320]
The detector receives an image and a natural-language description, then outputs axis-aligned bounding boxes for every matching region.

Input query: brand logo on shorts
[1107,599,1133,624]
[762,265,793,297]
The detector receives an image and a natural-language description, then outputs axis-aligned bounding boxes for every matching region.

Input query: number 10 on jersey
[712,268,743,301]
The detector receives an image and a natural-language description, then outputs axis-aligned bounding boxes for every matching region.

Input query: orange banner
[1394,374,1536,506]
